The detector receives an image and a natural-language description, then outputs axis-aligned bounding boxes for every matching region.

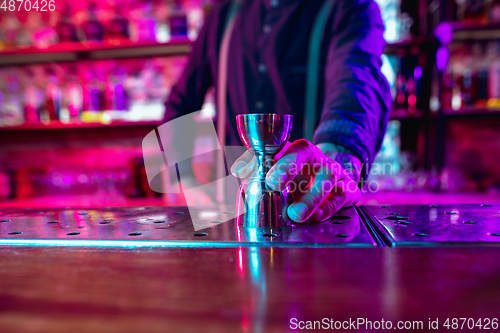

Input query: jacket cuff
[313,131,372,182]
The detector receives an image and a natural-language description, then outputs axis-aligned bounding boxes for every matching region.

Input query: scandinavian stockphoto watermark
[289,317,499,330]
[290,318,425,330]
[269,158,394,196]
[142,111,248,230]
[142,111,395,230]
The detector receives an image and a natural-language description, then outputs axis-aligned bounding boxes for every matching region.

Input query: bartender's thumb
[311,180,361,222]
[231,150,257,178]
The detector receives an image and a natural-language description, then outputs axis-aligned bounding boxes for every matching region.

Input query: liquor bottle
[202,0,215,19]
[15,21,32,47]
[106,6,130,43]
[186,0,204,40]
[1,16,21,48]
[82,67,102,112]
[1,72,24,125]
[457,0,488,23]
[127,157,159,198]
[56,4,79,43]
[477,67,489,107]
[24,83,40,123]
[67,81,83,119]
[406,47,419,113]
[169,0,188,38]
[0,170,13,200]
[22,67,38,122]
[102,82,114,112]
[13,167,34,199]
[60,65,82,119]
[133,1,157,42]
[395,51,408,109]
[45,69,62,121]
[488,41,500,108]
[489,0,500,23]
[127,157,146,197]
[81,2,104,42]
[154,0,171,43]
[474,43,488,108]
[89,84,102,112]
[442,70,454,109]
[461,68,476,107]
[460,44,480,107]
[111,65,129,111]
[28,11,58,48]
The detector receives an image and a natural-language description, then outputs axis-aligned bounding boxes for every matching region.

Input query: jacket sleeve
[312,0,391,181]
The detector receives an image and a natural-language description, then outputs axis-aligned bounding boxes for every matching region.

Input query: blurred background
[0,0,500,208]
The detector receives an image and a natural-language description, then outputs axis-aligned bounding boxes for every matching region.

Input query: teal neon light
[0,239,373,248]
[0,239,238,248]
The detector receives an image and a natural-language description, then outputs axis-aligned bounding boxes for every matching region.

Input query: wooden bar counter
[0,205,499,332]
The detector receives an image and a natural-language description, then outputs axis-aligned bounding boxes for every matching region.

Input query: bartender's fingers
[230,150,257,178]
[273,141,292,161]
[311,180,361,222]
[287,164,343,222]
[232,142,292,179]
[266,139,325,191]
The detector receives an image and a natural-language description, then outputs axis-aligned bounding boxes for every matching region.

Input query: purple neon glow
[414,66,422,80]
[436,46,450,72]
[62,175,72,185]
[434,22,453,45]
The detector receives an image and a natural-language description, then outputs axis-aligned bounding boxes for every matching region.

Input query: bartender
[163,0,391,223]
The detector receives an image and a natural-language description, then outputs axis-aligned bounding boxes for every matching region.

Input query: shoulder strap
[303,0,335,141]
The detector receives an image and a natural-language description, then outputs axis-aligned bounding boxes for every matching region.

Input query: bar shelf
[384,38,427,54]
[390,108,424,119]
[0,39,192,66]
[442,107,500,116]
[0,120,161,131]
[450,22,500,41]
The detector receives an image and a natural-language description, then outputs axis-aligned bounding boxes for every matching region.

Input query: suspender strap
[303,0,334,141]
[216,0,241,202]
[217,0,241,150]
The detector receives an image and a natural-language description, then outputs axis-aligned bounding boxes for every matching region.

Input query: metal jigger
[235,114,293,228]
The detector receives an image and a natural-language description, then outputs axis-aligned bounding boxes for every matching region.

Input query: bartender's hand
[231,139,361,222]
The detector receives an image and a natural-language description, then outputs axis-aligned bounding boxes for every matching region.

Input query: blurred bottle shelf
[0,37,424,64]
[449,22,500,41]
[0,119,161,131]
[0,109,421,130]
[442,107,500,116]
[0,109,419,130]
[0,112,218,131]
[390,108,423,119]
[0,39,192,66]
[384,38,427,55]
